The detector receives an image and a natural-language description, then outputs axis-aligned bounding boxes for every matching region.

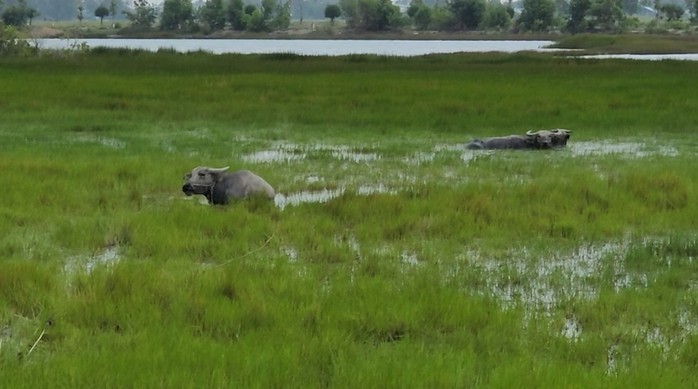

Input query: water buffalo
[466,132,549,150]
[548,129,572,147]
[465,129,572,150]
[182,167,275,205]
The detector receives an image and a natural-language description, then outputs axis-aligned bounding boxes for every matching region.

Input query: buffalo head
[549,129,572,147]
[525,130,554,149]
[525,129,572,149]
[182,166,229,197]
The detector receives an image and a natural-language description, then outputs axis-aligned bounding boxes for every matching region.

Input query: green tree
[269,0,291,30]
[227,0,247,30]
[239,0,290,31]
[261,0,276,20]
[621,0,637,15]
[0,0,127,21]
[482,2,512,30]
[689,0,698,22]
[26,6,38,25]
[413,5,432,29]
[588,0,623,31]
[358,0,400,30]
[110,0,118,22]
[660,3,684,21]
[200,0,227,31]
[325,3,341,23]
[339,0,400,30]
[247,8,267,31]
[161,0,194,30]
[339,0,359,27]
[566,0,591,32]
[244,4,257,15]
[95,5,110,25]
[125,0,157,28]
[518,0,555,31]
[430,5,458,29]
[407,0,432,29]
[407,0,421,17]
[1,5,28,26]
[0,25,36,56]
[77,5,84,24]
[448,0,486,30]
[1,0,38,27]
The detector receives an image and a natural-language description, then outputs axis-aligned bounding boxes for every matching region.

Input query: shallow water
[274,183,394,210]
[241,142,380,164]
[232,137,692,211]
[274,188,344,210]
[74,134,126,149]
[243,149,306,164]
[570,141,679,158]
[64,245,122,275]
[467,240,634,314]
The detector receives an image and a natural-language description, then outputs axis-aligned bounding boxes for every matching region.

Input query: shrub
[0,25,37,57]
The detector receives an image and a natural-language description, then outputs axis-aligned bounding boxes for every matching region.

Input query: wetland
[1,49,697,387]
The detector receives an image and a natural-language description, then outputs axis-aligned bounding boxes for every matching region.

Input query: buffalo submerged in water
[465,129,572,150]
[182,166,275,205]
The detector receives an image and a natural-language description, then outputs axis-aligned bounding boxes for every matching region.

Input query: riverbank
[25,20,698,55]
[27,20,551,41]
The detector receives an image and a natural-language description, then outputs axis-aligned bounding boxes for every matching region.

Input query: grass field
[1,48,698,387]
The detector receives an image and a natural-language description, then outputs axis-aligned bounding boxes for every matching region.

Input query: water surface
[37,38,558,56]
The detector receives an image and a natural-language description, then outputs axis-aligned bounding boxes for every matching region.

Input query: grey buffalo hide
[182,167,275,205]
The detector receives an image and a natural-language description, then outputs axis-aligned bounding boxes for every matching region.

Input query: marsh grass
[554,34,698,54]
[1,50,698,386]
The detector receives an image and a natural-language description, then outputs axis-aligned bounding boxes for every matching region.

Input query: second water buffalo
[182,167,275,205]
[465,129,572,150]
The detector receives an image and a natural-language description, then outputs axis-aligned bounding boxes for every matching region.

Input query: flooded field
[5,49,698,387]
[220,136,688,210]
[213,133,698,365]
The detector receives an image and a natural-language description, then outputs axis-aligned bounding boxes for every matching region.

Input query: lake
[36,38,559,56]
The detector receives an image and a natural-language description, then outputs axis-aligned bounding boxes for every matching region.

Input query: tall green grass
[2,51,697,135]
[1,50,698,386]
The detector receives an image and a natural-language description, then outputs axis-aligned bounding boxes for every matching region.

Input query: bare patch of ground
[29,26,65,38]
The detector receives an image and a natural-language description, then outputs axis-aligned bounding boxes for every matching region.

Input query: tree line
[0,0,129,22]
[1,0,698,33]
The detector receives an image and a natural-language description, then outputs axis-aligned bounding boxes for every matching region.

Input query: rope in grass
[214,233,275,268]
[27,329,46,357]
